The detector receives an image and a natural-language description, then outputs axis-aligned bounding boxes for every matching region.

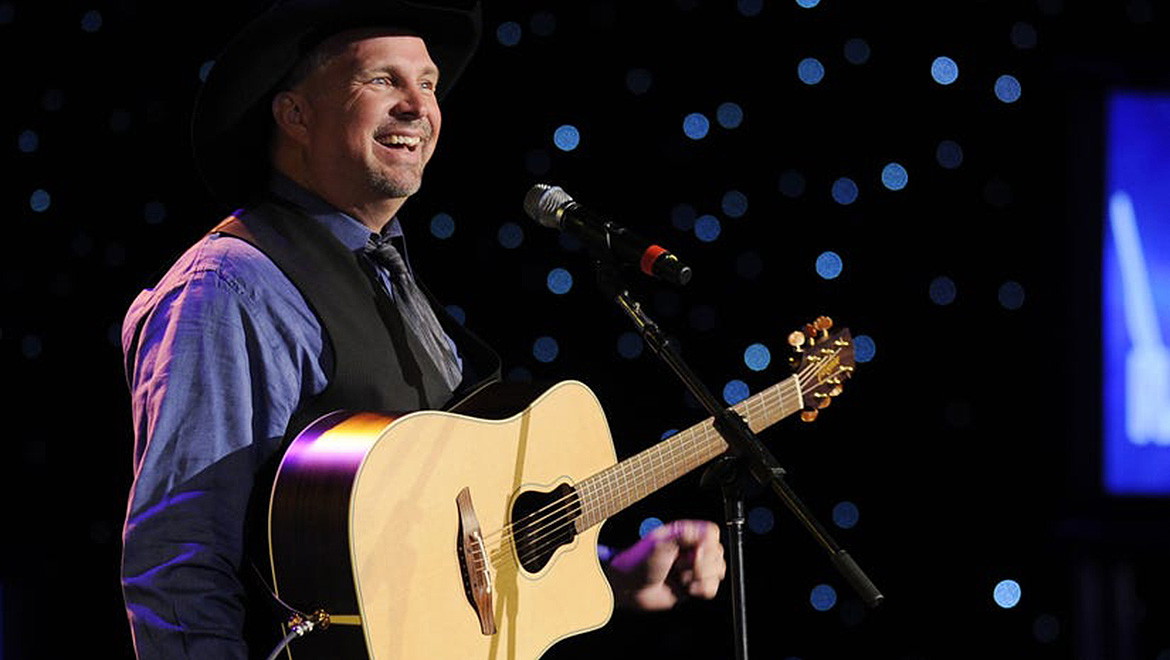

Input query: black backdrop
[3,1,1170,658]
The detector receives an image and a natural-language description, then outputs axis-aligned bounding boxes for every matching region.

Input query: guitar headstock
[787,316,855,422]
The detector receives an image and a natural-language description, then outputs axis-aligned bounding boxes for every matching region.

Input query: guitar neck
[574,374,803,531]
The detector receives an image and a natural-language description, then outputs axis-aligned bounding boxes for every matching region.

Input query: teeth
[381,134,421,147]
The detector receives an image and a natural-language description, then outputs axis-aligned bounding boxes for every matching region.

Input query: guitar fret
[575,375,803,531]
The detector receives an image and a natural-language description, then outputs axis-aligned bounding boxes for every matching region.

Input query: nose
[391,83,431,121]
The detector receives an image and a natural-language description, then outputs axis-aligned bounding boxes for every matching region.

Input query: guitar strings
[469,350,846,571]
[475,360,831,572]
[493,382,804,568]
[473,375,802,561]
[468,354,842,571]
[473,402,827,580]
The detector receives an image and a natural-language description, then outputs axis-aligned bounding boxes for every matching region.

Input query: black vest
[215,199,501,429]
[213,199,501,657]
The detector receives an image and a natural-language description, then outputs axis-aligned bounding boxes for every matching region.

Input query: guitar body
[270,380,617,659]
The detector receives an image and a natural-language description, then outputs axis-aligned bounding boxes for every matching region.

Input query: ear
[272,90,312,146]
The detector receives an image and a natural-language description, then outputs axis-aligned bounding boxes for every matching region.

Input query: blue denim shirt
[120,176,450,658]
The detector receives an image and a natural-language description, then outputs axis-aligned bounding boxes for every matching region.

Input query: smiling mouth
[376,134,422,151]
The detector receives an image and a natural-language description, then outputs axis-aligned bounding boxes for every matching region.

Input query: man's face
[296,32,441,205]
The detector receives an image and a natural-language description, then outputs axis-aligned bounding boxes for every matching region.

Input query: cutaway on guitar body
[268,321,856,659]
[270,381,618,660]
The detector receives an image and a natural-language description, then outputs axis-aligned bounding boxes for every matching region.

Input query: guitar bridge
[456,487,496,635]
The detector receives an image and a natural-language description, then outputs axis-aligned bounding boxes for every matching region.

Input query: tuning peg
[829,384,843,397]
[800,409,819,422]
[814,316,833,331]
[803,323,819,342]
[787,331,806,351]
[816,395,831,409]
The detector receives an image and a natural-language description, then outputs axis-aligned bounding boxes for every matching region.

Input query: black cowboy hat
[191,0,481,208]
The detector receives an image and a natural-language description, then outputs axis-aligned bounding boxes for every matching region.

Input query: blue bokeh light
[17,129,38,153]
[199,60,215,82]
[737,0,763,17]
[694,215,722,242]
[546,267,573,294]
[796,0,820,7]
[881,162,908,191]
[723,379,750,405]
[683,112,710,140]
[507,366,533,383]
[497,222,523,249]
[689,304,717,332]
[530,10,556,36]
[816,251,843,279]
[110,110,132,133]
[747,506,775,534]
[671,203,696,231]
[844,38,871,65]
[429,212,455,239]
[936,140,964,169]
[832,177,859,205]
[533,336,559,363]
[995,74,1022,103]
[853,334,876,363]
[832,501,860,529]
[626,68,653,95]
[798,57,825,85]
[80,9,102,32]
[810,584,838,611]
[999,280,1026,310]
[722,190,748,218]
[717,102,744,128]
[559,232,582,252]
[1033,614,1059,643]
[639,517,664,538]
[553,124,580,151]
[445,304,466,325]
[42,89,65,111]
[30,189,51,212]
[496,21,522,46]
[929,276,957,305]
[931,56,959,85]
[144,201,167,224]
[744,343,771,371]
[22,335,43,359]
[780,170,806,198]
[994,579,1022,608]
[1011,22,1038,49]
[617,331,644,359]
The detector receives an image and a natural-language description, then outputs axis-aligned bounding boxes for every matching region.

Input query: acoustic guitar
[268,318,855,659]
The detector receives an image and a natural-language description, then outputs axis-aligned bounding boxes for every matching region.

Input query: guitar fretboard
[573,374,803,531]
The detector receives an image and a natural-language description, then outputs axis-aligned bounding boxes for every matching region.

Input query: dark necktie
[363,235,463,395]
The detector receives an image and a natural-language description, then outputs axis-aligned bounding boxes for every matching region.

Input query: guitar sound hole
[510,483,580,573]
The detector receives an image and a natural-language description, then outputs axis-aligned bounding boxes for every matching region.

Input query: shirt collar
[268,172,404,251]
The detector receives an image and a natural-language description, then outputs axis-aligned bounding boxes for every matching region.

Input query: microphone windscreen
[523,184,573,229]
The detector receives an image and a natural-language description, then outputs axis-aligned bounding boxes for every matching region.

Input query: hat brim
[191,0,480,208]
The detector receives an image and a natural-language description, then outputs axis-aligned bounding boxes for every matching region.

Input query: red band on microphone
[640,245,668,277]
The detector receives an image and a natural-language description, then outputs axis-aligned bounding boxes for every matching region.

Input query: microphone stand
[594,261,883,659]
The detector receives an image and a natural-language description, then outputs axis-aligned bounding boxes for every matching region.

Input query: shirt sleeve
[121,236,327,659]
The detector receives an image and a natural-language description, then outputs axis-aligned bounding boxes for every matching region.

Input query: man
[121,1,725,658]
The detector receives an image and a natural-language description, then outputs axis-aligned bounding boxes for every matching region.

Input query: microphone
[523,184,693,286]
